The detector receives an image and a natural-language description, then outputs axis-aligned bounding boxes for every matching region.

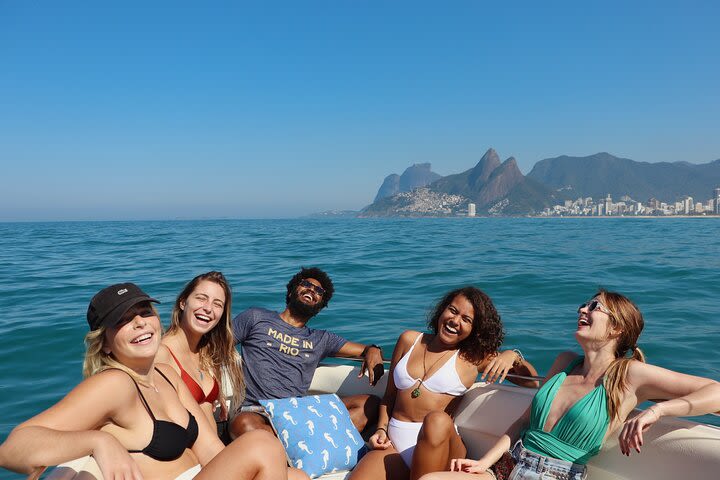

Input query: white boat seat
[46,364,720,480]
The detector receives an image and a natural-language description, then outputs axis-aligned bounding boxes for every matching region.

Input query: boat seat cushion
[259,393,367,478]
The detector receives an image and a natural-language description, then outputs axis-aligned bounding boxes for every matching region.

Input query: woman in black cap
[0,282,292,480]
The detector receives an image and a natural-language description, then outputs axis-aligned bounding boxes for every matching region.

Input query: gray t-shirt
[232,307,347,405]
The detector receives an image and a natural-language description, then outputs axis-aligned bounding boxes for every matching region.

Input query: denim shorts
[508,441,588,480]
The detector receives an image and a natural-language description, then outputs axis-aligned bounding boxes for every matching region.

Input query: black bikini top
[126,367,199,461]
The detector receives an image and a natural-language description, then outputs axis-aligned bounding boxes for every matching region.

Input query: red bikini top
[166,347,220,405]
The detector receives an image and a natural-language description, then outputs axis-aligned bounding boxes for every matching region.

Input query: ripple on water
[0,218,718,439]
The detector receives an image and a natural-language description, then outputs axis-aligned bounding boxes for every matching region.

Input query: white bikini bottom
[388,417,423,467]
[388,417,459,468]
[175,464,201,480]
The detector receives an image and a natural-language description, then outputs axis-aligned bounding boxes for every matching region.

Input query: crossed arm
[0,370,144,478]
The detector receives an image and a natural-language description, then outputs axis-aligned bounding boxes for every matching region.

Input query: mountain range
[361,149,720,217]
[374,163,443,202]
[527,152,720,202]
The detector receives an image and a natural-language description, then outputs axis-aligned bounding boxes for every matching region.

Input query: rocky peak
[374,163,442,202]
[474,157,525,207]
[469,148,502,187]
[399,163,442,192]
[374,174,401,202]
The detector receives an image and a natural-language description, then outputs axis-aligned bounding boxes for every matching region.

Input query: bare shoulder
[89,368,138,391]
[19,370,136,429]
[625,360,718,401]
[397,329,422,347]
[155,362,182,388]
[554,351,579,365]
[390,330,422,361]
[86,369,139,403]
[544,351,579,380]
[155,343,172,363]
[625,359,693,385]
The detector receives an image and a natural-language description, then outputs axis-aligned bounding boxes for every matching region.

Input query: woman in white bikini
[349,286,538,480]
[419,289,720,480]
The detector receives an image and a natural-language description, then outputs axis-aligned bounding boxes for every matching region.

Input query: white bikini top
[393,333,468,396]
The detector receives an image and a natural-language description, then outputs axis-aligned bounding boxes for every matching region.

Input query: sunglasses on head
[299,279,326,296]
[578,299,611,315]
[119,304,155,324]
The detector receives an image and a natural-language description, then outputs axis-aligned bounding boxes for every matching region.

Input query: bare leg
[419,473,495,480]
[410,411,466,480]
[289,467,311,480]
[197,430,288,480]
[348,448,409,480]
[229,411,275,439]
[342,394,380,434]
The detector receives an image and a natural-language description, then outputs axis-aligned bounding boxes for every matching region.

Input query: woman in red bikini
[157,271,244,437]
[0,282,288,480]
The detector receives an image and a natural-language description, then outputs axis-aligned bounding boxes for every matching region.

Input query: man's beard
[287,293,323,319]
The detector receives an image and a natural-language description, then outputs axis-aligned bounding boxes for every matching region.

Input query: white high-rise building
[714,187,720,214]
[468,203,476,217]
[684,196,694,214]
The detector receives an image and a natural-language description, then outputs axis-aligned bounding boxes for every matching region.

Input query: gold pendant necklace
[411,339,454,399]
[411,384,423,398]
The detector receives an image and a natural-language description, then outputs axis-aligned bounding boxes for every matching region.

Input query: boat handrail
[328,356,544,382]
[326,357,720,416]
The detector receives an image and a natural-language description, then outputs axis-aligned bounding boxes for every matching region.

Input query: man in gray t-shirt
[233,306,347,405]
[229,266,384,439]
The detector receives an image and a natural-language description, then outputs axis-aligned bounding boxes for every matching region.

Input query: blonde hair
[167,271,245,407]
[597,289,646,423]
[82,304,161,387]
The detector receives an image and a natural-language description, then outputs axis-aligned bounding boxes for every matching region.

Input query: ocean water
[0,218,719,475]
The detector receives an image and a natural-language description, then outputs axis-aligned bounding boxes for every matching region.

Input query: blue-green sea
[0,218,719,477]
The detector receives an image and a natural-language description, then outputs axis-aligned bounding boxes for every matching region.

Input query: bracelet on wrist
[512,349,525,367]
[376,426,388,434]
[646,406,660,420]
[362,344,382,357]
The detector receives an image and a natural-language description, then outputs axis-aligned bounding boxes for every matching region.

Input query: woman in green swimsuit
[420,289,720,480]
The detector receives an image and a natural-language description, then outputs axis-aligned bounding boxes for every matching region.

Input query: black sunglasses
[299,279,326,296]
[577,299,611,315]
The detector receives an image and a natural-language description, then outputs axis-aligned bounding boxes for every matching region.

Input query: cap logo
[117,288,129,295]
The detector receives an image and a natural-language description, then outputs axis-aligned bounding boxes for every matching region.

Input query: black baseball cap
[87,282,159,331]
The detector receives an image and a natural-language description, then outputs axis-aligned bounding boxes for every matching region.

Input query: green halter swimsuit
[521,356,610,464]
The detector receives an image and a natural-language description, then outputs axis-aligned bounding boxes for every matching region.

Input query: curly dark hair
[427,286,504,365]
[285,266,335,309]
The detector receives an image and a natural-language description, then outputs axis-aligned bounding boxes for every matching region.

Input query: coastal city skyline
[541,187,720,217]
[2,1,719,221]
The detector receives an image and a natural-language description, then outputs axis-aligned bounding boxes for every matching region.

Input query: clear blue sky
[2,1,718,220]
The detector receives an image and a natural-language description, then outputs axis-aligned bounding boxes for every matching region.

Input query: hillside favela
[344,148,720,218]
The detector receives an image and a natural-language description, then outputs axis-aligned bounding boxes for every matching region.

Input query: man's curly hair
[285,266,335,309]
[427,286,504,365]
